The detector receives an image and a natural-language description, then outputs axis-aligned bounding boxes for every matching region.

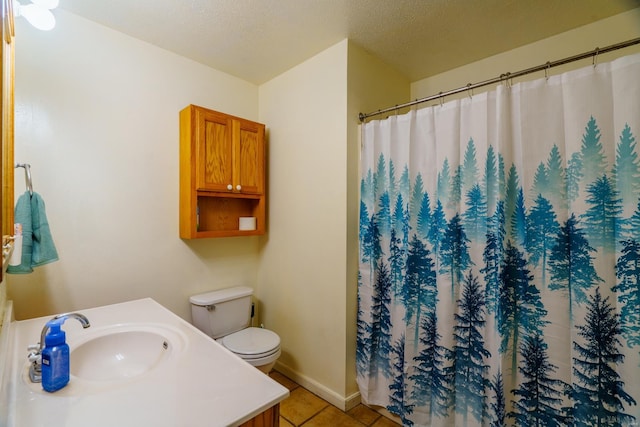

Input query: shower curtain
[357,53,640,427]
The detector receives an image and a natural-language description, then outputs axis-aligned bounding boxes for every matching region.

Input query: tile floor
[270,371,400,427]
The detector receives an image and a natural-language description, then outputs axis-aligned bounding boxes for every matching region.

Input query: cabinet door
[196,108,234,192]
[234,119,265,195]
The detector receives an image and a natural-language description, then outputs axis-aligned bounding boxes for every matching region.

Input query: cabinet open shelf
[195,193,265,237]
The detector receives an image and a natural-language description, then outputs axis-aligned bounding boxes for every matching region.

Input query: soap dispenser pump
[41,318,70,392]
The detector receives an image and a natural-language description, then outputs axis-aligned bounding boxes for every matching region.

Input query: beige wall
[411,8,640,102]
[346,41,410,399]
[0,280,5,329]
[9,10,262,320]
[257,39,408,408]
[258,39,351,405]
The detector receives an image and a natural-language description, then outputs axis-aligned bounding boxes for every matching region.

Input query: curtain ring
[593,47,599,68]
[439,91,444,107]
[500,72,512,88]
[545,61,551,81]
[467,83,473,99]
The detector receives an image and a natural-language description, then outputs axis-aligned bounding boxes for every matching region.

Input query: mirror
[1,0,15,279]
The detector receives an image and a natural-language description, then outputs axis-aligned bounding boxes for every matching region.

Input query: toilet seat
[222,327,280,359]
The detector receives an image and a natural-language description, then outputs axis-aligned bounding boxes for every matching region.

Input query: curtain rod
[358,37,640,122]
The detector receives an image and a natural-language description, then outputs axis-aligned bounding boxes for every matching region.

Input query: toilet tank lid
[190,286,253,306]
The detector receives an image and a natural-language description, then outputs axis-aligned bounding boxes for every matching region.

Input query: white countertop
[3,298,288,427]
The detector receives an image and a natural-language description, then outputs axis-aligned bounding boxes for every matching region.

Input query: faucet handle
[27,343,41,363]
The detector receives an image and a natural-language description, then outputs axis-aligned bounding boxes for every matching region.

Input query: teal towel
[31,192,59,267]
[7,191,58,274]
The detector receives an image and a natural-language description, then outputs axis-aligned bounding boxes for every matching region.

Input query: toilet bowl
[219,327,281,374]
[190,286,281,373]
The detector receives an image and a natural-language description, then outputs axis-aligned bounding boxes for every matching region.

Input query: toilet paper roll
[239,217,257,231]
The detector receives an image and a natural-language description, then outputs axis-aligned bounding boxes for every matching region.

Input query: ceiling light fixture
[13,0,58,31]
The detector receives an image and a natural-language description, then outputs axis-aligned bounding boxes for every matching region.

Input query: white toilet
[190,286,281,374]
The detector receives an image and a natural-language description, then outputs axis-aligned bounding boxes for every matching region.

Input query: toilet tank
[190,286,253,339]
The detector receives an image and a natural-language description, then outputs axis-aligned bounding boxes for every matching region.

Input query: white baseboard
[274,361,361,412]
[344,390,361,411]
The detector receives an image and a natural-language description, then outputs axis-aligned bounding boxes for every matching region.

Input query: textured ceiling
[59,0,640,84]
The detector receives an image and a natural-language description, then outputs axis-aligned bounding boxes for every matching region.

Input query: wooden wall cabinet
[180,105,266,238]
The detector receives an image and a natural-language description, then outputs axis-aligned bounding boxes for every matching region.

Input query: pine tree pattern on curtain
[357,54,640,427]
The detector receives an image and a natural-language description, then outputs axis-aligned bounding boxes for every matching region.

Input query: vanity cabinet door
[238,404,279,427]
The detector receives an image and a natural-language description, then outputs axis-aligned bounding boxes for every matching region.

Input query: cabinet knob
[236,185,242,191]
[227,184,233,191]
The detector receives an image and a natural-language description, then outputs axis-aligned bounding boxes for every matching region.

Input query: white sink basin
[10,298,289,427]
[71,328,175,382]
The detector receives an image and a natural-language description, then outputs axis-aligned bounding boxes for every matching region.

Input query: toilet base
[255,361,276,374]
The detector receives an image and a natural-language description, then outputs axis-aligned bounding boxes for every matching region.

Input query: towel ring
[15,163,33,196]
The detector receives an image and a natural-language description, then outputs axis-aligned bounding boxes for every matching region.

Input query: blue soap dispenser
[41,318,70,392]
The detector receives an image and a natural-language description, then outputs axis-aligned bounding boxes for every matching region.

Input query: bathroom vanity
[0,298,288,427]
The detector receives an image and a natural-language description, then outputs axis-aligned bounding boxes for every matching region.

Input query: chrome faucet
[27,312,91,383]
